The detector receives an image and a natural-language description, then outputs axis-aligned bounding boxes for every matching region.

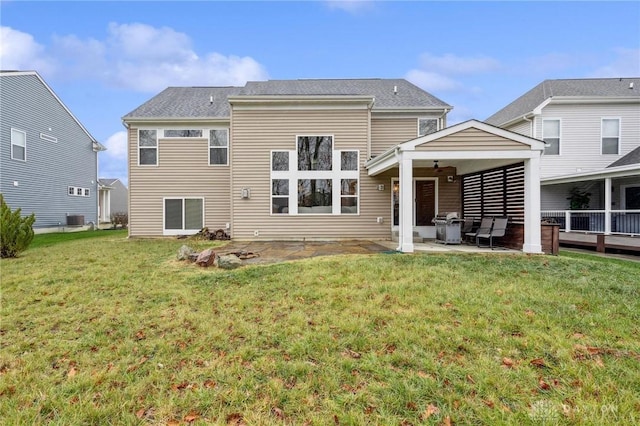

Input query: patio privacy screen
[461,162,525,223]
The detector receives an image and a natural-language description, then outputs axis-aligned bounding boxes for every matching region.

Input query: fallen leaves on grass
[420,404,440,420]
[502,357,515,368]
[530,358,547,368]
[342,348,361,359]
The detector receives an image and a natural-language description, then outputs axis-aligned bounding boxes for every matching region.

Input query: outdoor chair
[476,217,509,249]
[460,217,475,243]
[465,217,493,244]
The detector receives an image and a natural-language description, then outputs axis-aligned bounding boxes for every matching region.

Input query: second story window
[11,128,26,161]
[418,118,438,137]
[209,129,229,165]
[543,119,560,155]
[139,130,157,165]
[602,118,620,155]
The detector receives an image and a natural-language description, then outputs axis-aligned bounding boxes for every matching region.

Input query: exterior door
[415,180,436,226]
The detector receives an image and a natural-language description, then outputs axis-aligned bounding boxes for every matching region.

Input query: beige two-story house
[123,79,545,253]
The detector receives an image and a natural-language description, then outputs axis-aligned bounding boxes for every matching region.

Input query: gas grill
[432,212,464,244]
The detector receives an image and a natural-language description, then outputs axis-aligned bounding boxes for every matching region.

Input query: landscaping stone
[177,245,196,261]
[195,248,216,267]
[217,254,242,269]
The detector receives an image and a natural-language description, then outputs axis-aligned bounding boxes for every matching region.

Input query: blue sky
[2,1,639,185]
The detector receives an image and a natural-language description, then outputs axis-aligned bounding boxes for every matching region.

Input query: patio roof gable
[402,120,545,151]
[365,119,545,176]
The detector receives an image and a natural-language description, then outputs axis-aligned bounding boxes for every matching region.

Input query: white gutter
[541,163,640,185]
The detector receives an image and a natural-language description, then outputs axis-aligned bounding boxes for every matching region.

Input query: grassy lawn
[1,231,639,425]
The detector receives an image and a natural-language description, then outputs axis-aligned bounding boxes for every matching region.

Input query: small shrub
[0,194,36,258]
[110,212,128,229]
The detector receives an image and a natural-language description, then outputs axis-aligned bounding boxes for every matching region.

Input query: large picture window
[601,118,620,155]
[209,129,229,165]
[139,130,158,165]
[542,119,560,155]
[270,137,359,215]
[298,179,332,214]
[298,136,332,171]
[11,128,26,161]
[164,198,203,235]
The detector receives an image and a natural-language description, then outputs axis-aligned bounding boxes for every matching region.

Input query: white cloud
[418,53,500,75]
[0,26,54,74]
[589,48,640,77]
[405,52,501,95]
[1,23,268,92]
[405,69,461,92]
[103,131,128,160]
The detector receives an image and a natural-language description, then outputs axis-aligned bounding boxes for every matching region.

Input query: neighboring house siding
[231,108,391,240]
[0,74,98,227]
[370,117,417,157]
[110,180,128,214]
[505,120,531,137]
[536,103,640,178]
[127,127,231,236]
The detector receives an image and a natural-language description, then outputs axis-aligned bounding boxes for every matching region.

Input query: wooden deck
[559,232,640,254]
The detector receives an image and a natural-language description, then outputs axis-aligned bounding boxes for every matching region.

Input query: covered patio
[366,120,546,254]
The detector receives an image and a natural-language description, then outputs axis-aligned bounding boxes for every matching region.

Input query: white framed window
[269,137,359,215]
[542,119,560,155]
[11,128,26,161]
[271,179,289,214]
[209,129,229,165]
[68,186,90,197]
[163,129,203,138]
[163,197,204,235]
[621,184,640,210]
[138,130,158,165]
[601,118,620,155]
[418,118,438,137]
[298,136,332,171]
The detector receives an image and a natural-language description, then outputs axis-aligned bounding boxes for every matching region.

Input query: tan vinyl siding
[371,118,418,157]
[536,103,640,178]
[231,108,391,240]
[128,127,231,236]
[415,128,529,151]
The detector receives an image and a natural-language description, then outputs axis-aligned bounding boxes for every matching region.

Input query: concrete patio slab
[214,239,522,265]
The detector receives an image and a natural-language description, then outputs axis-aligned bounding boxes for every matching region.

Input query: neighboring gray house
[486,78,640,235]
[98,178,128,223]
[0,70,105,230]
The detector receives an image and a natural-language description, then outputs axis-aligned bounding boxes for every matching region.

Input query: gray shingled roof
[485,78,640,126]
[123,79,451,119]
[98,178,119,186]
[123,86,245,119]
[608,146,640,168]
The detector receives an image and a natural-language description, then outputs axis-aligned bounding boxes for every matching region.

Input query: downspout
[522,113,534,138]
[367,97,375,161]
[438,108,451,130]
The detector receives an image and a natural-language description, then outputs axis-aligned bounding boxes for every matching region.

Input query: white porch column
[604,177,612,234]
[523,155,543,253]
[398,155,414,253]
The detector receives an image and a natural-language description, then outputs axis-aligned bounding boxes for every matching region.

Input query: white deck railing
[541,210,640,236]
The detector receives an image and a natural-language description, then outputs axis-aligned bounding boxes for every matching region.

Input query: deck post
[398,155,414,253]
[523,155,543,253]
[604,177,612,234]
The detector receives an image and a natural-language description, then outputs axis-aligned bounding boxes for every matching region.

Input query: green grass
[1,232,639,425]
